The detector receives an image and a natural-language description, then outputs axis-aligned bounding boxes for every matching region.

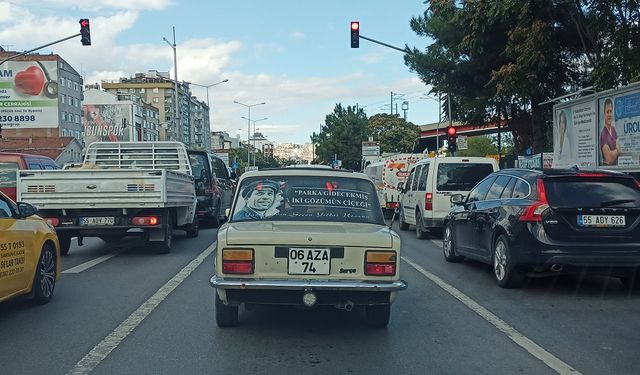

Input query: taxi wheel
[58,235,71,256]
[33,244,57,304]
[416,213,427,239]
[365,304,390,328]
[157,219,173,254]
[186,216,199,238]
[493,235,525,289]
[215,292,238,328]
[398,207,409,231]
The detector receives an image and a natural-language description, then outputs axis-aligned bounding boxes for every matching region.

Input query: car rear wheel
[398,207,409,231]
[415,212,427,239]
[443,223,464,262]
[365,304,391,328]
[493,235,526,288]
[620,268,640,290]
[215,292,238,328]
[58,234,71,256]
[33,244,56,304]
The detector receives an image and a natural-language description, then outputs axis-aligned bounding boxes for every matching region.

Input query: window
[212,157,229,179]
[61,94,66,104]
[153,88,159,93]
[467,176,497,203]
[545,177,640,208]
[28,163,42,170]
[485,175,511,200]
[153,97,159,103]
[411,165,422,191]
[140,88,145,93]
[60,77,65,86]
[512,179,530,198]
[74,82,79,91]
[0,195,13,218]
[501,177,517,199]
[418,163,429,190]
[436,163,495,192]
[67,80,72,88]
[0,162,19,188]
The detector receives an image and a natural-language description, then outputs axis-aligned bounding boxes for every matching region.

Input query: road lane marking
[67,242,216,375]
[402,256,581,375]
[62,250,126,274]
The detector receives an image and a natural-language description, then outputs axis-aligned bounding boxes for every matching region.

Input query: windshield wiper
[600,199,637,207]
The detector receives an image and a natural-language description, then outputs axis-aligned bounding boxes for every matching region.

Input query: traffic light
[350,21,359,48]
[447,126,457,154]
[80,19,91,46]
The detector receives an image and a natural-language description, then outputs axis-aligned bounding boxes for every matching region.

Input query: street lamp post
[189,79,229,148]
[163,27,179,142]
[234,101,266,167]
[242,116,267,166]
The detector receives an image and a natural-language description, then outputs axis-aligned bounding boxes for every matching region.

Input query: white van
[398,157,499,238]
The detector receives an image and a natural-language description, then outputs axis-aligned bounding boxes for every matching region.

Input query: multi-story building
[250,132,274,156]
[102,71,209,148]
[189,96,210,149]
[0,50,84,141]
[82,88,159,145]
[212,131,240,150]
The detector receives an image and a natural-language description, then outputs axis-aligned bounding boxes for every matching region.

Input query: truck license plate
[288,248,330,275]
[79,217,115,226]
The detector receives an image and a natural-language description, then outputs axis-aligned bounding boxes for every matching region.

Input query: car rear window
[544,177,640,208]
[231,175,384,225]
[0,162,19,187]
[437,163,495,191]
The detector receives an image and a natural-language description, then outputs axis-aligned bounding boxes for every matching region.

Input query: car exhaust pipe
[550,264,563,272]
[336,301,355,311]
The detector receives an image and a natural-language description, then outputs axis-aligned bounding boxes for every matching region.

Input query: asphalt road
[1,223,638,375]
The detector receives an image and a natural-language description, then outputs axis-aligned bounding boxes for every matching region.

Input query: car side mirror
[450,194,465,206]
[17,202,37,218]
[225,208,231,219]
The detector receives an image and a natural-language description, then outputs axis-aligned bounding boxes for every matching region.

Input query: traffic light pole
[0,33,81,66]
[358,35,411,54]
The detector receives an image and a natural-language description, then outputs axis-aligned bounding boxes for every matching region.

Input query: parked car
[210,167,408,328]
[398,156,499,238]
[0,191,60,304]
[188,150,236,227]
[443,168,640,289]
[0,152,59,202]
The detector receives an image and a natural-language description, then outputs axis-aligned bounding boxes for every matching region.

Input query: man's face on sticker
[247,188,275,210]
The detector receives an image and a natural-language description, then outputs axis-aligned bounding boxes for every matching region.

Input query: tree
[457,136,498,157]
[368,113,421,153]
[311,104,368,170]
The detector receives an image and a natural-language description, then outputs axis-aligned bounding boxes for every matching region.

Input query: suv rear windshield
[231,175,384,225]
[437,163,494,191]
[544,176,640,208]
[0,162,19,187]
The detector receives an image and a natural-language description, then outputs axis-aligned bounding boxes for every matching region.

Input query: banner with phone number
[0,60,59,129]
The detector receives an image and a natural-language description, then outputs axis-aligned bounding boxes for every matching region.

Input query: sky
[0,0,439,144]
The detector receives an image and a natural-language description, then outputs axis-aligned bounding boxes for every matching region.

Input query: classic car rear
[210,168,407,328]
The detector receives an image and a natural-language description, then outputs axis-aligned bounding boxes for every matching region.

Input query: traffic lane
[90,252,553,375]
[398,225,640,375]
[58,237,123,270]
[0,227,218,375]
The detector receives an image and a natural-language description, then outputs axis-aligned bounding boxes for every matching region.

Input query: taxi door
[0,195,34,298]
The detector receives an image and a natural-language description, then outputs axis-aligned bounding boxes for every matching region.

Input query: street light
[234,100,266,167]
[189,79,229,108]
[242,116,267,166]
[163,27,179,142]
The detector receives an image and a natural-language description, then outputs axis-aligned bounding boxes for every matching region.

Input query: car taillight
[425,193,433,211]
[132,216,159,226]
[386,202,398,209]
[45,217,59,227]
[222,249,254,274]
[519,178,549,222]
[635,179,640,190]
[365,251,397,276]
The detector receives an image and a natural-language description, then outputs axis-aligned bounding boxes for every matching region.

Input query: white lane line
[67,242,216,375]
[62,250,126,274]
[430,239,441,247]
[402,256,581,375]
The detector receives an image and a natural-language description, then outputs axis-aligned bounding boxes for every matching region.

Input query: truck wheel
[58,235,71,256]
[215,291,238,328]
[186,216,199,238]
[157,219,173,254]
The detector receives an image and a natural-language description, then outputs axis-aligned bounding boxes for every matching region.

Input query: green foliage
[311,104,368,170]
[457,136,497,157]
[368,113,421,153]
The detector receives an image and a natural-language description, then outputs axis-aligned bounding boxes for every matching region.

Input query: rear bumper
[210,277,408,292]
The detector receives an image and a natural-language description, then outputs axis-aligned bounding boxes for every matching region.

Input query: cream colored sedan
[210,168,407,328]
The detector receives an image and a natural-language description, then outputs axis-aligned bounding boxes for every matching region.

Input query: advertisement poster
[518,154,542,169]
[82,104,132,144]
[598,89,640,168]
[552,100,597,168]
[0,60,59,129]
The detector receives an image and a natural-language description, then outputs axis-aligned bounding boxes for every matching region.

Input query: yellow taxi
[0,191,60,304]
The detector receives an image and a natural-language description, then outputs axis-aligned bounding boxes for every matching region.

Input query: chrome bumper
[209,276,408,292]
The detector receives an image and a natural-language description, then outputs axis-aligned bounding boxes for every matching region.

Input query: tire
[215,291,238,328]
[620,268,640,290]
[33,244,57,305]
[443,222,464,262]
[186,216,199,238]
[416,212,427,239]
[398,207,409,231]
[492,235,526,288]
[157,217,173,254]
[365,304,391,328]
[57,234,71,256]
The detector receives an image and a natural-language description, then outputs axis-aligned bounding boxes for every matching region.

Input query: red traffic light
[80,19,89,27]
[351,21,359,31]
[447,126,456,136]
[350,21,360,48]
[79,18,91,46]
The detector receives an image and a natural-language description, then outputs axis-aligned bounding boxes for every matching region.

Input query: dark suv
[443,168,640,289]
[188,151,236,227]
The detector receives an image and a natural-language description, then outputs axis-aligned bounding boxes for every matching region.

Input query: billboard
[598,89,640,168]
[552,100,597,168]
[82,104,132,144]
[0,60,59,129]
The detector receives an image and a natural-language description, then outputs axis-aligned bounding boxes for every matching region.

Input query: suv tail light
[222,249,254,274]
[425,193,433,211]
[365,251,397,276]
[519,178,549,222]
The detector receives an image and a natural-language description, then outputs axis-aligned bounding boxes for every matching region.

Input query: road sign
[457,135,468,150]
